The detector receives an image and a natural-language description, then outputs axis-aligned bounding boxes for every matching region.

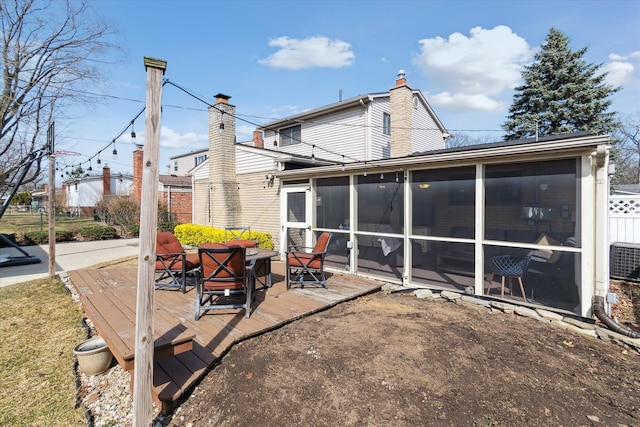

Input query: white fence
[610,195,640,244]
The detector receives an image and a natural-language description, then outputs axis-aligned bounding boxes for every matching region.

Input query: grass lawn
[0,278,87,426]
[0,212,98,236]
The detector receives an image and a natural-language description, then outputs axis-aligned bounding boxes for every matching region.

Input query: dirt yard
[166,287,640,427]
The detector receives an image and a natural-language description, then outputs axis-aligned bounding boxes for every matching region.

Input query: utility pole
[47,122,56,277]
[133,57,166,426]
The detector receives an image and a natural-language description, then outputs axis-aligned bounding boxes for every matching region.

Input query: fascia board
[277,134,610,179]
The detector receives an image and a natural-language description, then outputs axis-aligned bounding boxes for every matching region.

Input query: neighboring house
[64,165,132,215]
[168,148,208,175]
[191,72,449,247]
[132,145,193,224]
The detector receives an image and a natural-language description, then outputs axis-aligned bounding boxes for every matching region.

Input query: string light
[130,120,136,143]
[112,141,118,160]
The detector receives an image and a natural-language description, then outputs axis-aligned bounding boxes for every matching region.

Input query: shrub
[76,225,119,240]
[174,223,274,250]
[126,224,140,237]
[158,221,180,233]
[23,230,74,244]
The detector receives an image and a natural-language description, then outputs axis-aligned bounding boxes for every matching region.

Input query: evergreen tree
[502,28,620,140]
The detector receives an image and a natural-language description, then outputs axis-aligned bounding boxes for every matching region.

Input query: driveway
[0,238,140,287]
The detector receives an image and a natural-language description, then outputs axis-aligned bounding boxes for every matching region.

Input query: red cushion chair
[286,232,332,290]
[155,231,200,293]
[195,243,254,319]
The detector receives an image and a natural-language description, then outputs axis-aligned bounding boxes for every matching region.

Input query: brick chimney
[253,130,264,148]
[102,165,111,196]
[208,93,241,227]
[389,69,413,158]
[132,145,143,201]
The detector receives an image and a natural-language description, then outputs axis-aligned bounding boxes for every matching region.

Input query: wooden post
[133,56,166,426]
[48,154,56,277]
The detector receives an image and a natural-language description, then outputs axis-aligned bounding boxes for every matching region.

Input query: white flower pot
[73,336,113,376]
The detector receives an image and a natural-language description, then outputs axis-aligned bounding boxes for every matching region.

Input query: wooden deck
[67,262,382,414]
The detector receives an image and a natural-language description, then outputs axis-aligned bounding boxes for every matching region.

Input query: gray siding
[412,101,445,152]
[264,106,368,163]
[369,98,391,160]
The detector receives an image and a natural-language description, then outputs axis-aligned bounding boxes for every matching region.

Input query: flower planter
[73,336,113,375]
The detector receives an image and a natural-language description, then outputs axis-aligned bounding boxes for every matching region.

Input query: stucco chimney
[102,165,111,196]
[253,130,264,148]
[132,145,143,201]
[208,94,241,227]
[389,69,413,158]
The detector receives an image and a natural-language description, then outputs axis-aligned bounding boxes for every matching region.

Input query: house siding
[369,98,391,160]
[192,178,210,225]
[236,171,281,249]
[66,176,132,214]
[412,100,445,153]
[236,148,278,175]
[264,106,368,163]
[170,149,208,175]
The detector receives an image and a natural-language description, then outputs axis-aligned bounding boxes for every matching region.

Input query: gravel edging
[61,273,164,427]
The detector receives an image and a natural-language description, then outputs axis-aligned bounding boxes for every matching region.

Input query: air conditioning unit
[610,242,640,282]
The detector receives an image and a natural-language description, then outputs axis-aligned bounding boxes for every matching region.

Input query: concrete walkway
[0,238,140,287]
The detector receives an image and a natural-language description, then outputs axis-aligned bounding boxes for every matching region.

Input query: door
[281,185,312,254]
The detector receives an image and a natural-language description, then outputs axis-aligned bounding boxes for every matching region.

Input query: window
[173,161,178,172]
[315,177,349,229]
[383,113,391,136]
[194,154,207,167]
[280,125,301,147]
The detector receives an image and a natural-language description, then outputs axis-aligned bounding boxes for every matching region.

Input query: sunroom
[278,133,611,317]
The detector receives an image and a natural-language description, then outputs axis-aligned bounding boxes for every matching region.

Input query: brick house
[132,145,193,224]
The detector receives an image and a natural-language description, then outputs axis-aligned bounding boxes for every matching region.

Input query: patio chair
[224,226,256,249]
[486,255,531,303]
[286,232,332,290]
[195,243,254,320]
[155,231,200,293]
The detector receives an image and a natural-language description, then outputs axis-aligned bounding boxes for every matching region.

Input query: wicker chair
[486,255,531,302]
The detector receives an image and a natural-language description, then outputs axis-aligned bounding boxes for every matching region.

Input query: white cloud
[114,127,207,150]
[258,36,355,70]
[160,126,207,149]
[412,25,534,111]
[604,61,635,87]
[604,51,639,87]
[430,92,504,112]
[609,51,640,61]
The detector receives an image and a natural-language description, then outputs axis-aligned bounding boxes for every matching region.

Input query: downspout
[593,296,640,338]
[591,143,640,338]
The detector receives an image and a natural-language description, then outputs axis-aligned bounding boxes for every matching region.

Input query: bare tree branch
[0,0,119,186]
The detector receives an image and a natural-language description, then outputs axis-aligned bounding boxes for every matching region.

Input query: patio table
[246,248,279,290]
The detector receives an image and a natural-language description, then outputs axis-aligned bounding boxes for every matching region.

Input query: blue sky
[55,0,640,176]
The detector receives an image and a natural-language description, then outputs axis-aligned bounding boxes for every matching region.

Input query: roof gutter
[277,134,610,179]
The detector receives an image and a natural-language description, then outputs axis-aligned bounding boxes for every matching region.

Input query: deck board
[67,262,382,413]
